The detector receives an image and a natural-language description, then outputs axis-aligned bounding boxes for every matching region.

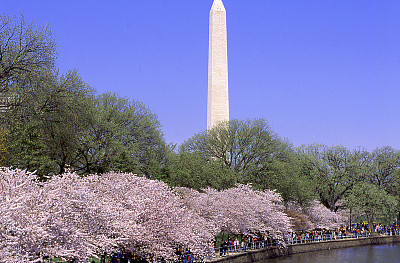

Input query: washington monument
[207,0,229,130]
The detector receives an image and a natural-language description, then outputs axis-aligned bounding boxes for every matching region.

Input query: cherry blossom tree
[0,168,115,262]
[0,168,215,262]
[305,200,347,229]
[0,167,45,262]
[88,172,215,260]
[176,184,292,240]
[1,168,296,262]
[38,172,120,260]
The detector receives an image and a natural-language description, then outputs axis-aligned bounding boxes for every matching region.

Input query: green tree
[0,14,171,180]
[181,119,283,180]
[40,70,93,174]
[6,122,55,176]
[369,146,400,188]
[0,127,7,166]
[179,118,315,203]
[263,150,316,206]
[3,70,93,177]
[388,173,400,222]
[169,151,237,190]
[300,144,371,211]
[0,14,86,177]
[368,146,400,222]
[75,93,169,176]
[347,183,398,230]
[0,14,55,92]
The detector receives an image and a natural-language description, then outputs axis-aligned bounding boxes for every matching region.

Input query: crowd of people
[65,251,151,263]
[288,222,400,244]
[60,222,400,262]
[104,248,194,263]
[107,251,147,263]
[216,235,280,257]
[214,222,400,257]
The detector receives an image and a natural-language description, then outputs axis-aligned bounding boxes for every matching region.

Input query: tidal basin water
[263,244,400,263]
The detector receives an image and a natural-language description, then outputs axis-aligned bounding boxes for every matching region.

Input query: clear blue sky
[3,0,400,150]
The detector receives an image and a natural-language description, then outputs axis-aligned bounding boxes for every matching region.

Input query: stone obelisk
[207,0,229,130]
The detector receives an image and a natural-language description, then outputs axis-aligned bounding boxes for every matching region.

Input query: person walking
[234,238,239,252]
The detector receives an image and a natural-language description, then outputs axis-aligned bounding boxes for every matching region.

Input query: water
[263,244,400,263]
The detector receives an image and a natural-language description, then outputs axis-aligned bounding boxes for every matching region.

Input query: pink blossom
[177,184,292,240]
[0,169,215,261]
[305,200,347,229]
[0,168,294,262]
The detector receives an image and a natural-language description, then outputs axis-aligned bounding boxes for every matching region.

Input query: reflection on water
[263,244,400,263]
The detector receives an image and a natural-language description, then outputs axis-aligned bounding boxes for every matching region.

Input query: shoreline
[209,235,400,263]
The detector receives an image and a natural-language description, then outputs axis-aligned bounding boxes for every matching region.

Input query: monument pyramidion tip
[211,0,226,12]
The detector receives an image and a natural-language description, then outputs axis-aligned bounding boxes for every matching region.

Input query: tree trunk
[349,208,352,232]
[368,215,374,235]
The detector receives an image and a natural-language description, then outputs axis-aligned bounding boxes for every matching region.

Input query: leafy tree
[6,122,55,176]
[0,14,171,180]
[369,146,400,188]
[0,128,7,166]
[3,70,92,177]
[299,144,371,211]
[180,119,315,204]
[346,183,398,231]
[41,71,94,174]
[387,174,400,222]
[169,151,237,190]
[368,146,400,222]
[75,93,169,176]
[0,14,92,177]
[181,119,283,179]
[261,150,316,206]
[0,14,55,92]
